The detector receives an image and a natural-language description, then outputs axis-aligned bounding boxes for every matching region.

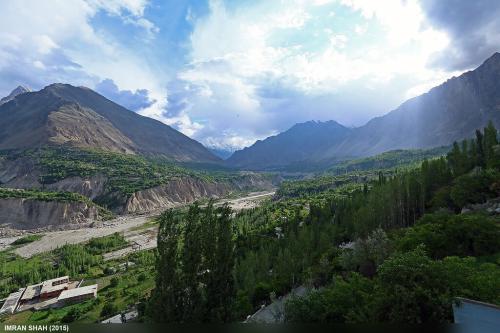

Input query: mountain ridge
[227,52,500,170]
[0,83,220,163]
[227,120,352,169]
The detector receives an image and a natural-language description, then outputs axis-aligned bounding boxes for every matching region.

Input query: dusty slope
[0,198,101,230]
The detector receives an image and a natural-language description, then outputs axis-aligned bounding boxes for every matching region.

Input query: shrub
[109,277,120,288]
[100,303,118,317]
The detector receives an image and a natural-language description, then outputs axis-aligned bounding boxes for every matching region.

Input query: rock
[0,198,102,230]
[461,208,471,214]
[124,177,230,214]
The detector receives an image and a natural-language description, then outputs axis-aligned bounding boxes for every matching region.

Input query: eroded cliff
[0,198,101,230]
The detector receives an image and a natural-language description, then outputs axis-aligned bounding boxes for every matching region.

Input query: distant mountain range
[0,84,219,163]
[208,147,235,160]
[2,52,499,170]
[227,52,500,170]
[228,120,352,169]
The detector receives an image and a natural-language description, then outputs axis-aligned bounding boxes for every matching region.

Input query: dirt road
[220,191,275,210]
[9,191,275,258]
[13,215,152,258]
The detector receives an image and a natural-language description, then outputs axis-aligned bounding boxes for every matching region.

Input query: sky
[1,0,499,152]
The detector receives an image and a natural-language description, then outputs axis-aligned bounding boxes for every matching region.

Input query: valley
[0,52,499,326]
[0,190,276,258]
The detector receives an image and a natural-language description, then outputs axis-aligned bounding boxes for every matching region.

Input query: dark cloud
[420,0,500,70]
[163,80,194,118]
[95,79,154,111]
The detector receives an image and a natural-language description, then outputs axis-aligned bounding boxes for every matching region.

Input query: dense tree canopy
[149,123,500,323]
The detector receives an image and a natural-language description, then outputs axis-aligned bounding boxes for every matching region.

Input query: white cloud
[33,35,59,55]
[0,0,163,118]
[166,0,460,150]
[0,0,477,152]
[85,0,148,17]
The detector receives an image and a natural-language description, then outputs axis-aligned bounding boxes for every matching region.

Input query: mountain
[0,85,31,106]
[0,83,220,163]
[208,147,235,160]
[227,120,352,169]
[227,52,500,170]
[330,52,500,158]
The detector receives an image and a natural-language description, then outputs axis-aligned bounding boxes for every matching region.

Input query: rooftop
[20,283,42,301]
[42,276,69,286]
[41,276,69,294]
[58,284,98,301]
[0,289,25,314]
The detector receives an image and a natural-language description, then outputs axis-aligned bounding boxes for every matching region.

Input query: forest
[149,122,500,323]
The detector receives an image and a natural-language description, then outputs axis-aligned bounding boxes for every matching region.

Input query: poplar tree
[483,121,498,167]
[149,210,182,322]
[206,204,235,322]
[180,204,203,321]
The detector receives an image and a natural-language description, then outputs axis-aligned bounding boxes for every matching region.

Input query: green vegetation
[33,147,204,195]
[2,123,499,324]
[1,147,273,210]
[148,203,235,322]
[0,233,126,298]
[0,188,90,203]
[285,246,499,323]
[1,250,155,324]
[276,174,368,199]
[396,213,500,259]
[11,235,43,246]
[150,122,500,323]
[327,146,449,174]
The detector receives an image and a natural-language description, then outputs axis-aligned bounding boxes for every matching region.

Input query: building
[19,283,42,304]
[0,288,25,314]
[453,298,500,333]
[40,276,69,299]
[2,277,98,315]
[57,284,98,306]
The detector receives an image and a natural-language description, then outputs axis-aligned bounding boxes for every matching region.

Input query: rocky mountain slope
[0,83,219,162]
[227,53,500,170]
[0,198,102,230]
[0,148,279,227]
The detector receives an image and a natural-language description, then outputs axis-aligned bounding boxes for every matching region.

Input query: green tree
[148,210,182,322]
[396,213,500,258]
[483,121,499,168]
[148,204,236,323]
[205,204,235,322]
[475,129,486,167]
[179,204,204,322]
